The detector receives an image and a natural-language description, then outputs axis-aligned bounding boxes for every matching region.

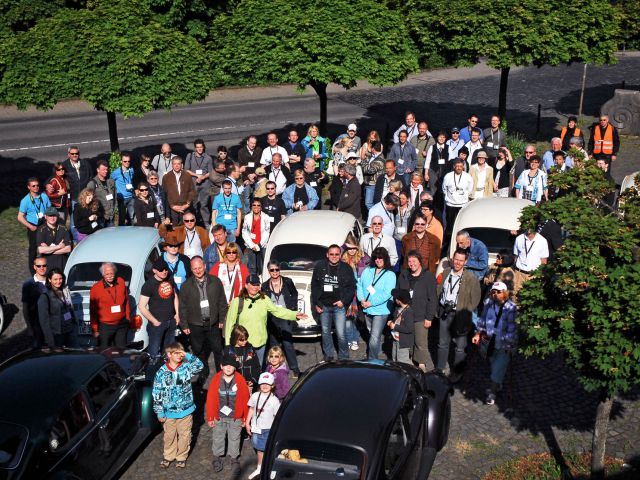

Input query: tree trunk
[310,81,328,136]
[498,67,510,123]
[591,394,614,480]
[106,111,120,152]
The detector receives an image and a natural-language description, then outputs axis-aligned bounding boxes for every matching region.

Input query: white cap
[491,281,508,291]
[258,372,275,385]
[347,123,357,132]
[346,152,359,159]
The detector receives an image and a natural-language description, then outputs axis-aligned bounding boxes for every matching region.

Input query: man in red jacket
[90,262,134,347]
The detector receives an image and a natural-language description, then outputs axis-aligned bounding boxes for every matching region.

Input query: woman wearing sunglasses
[209,243,249,303]
[134,181,161,228]
[46,163,71,221]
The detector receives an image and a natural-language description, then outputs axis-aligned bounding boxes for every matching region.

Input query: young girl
[387,289,415,365]
[222,325,261,390]
[266,346,290,400]
[246,372,281,480]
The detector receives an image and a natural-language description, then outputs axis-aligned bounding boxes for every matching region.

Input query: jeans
[242,184,253,214]
[489,348,511,387]
[436,310,468,371]
[365,314,388,360]
[118,196,135,225]
[364,185,376,211]
[319,306,348,360]
[346,317,360,344]
[147,320,176,358]
[246,248,264,276]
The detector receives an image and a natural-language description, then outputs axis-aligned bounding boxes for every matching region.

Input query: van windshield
[67,263,132,291]
[462,228,517,254]
[270,244,328,271]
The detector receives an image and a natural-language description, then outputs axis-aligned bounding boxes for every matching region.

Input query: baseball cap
[491,282,508,292]
[152,258,169,271]
[347,123,357,132]
[44,206,59,217]
[346,152,359,159]
[255,167,266,176]
[451,127,460,133]
[258,372,275,385]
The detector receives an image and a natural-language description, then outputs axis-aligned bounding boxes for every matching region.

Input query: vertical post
[622,80,626,89]
[578,63,588,119]
[536,104,541,137]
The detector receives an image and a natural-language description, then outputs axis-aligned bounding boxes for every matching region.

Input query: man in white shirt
[512,229,549,294]
[152,143,177,178]
[464,128,484,166]
[366,194,398,237]
[265,153,291,195]
[441,158,473,240]
[359,215,398,266]
[260,132,289,166]
[393,111,424,143]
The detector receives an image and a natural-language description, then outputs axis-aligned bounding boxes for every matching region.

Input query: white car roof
[454,197,533,232]
[268,210,358,247]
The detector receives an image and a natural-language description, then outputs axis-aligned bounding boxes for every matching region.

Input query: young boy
[387,288,416,365]
[205,353,250,474]
[152,342,204,469]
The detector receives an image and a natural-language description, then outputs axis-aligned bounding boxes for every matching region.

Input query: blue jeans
[246,248,264,275]
[147,320,175,358]
[489,348,511,387]
[364,185,376,211]
[365,313,388,360]
[346,317,360,344]
[118,196,135,225]
[319,306,348,360]
[254,344,266,368]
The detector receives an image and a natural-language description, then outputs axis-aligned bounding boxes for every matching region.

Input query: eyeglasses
[268,355,282,358]
[139,188,148,192]
[170,351,185,356]
[490,289,503,294]
[69,152,79,156]
[252,204,262,208]
[269,268,280,272]
[525,151,535,154]
[121,161,130,164]
[414,222,426,226]
[452,132,459,134]
[56,168,65,171]
[371,222,382,225]
[29,184,40,188]
[346,246,358,251]
[225,251,238,255]
[183,218,195,223]
[34,264,47,268]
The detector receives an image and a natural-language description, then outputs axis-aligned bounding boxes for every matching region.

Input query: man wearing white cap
[333,123,361,153]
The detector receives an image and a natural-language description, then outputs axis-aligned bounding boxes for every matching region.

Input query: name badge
[195,169,203,175]
[251,233,256,239]
[37,212,44,219]
[219,405,232,416]
[105,194,114,201]
[526,185,534,192]
[486,142,494,149]
[224,214,232,220]
[397,226,406,235]
[409,290,414,298]
[267,215,275,223]
[366,285,376,295]
[126,183,133,190]
[248,162,255,168]
[200,300,209,308]
[415,148,420,155]
[323,284,333,292]
[174,276,183,284]
[91,221,98,229]
[146,212,155,218]
[438,159,445,164]
[310,181,317,187]
[63,312,72,321]
[397,159,404,165]
[111,305,121,314]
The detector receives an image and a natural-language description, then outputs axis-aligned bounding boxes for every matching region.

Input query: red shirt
[205,371,250,422]
[251,214,262,246]
[89,277,132,332]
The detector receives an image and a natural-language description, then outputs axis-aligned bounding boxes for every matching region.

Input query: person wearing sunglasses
[161,232,193,292]
[282,170,319,215]
[111,152,136,226]
[209,242,249,303]
[482,249,515,300]
[62,145,92,240]
[514,154,548,204]
[134,181,161,228]
[242,201,271,275]
[158,212,211,259]
[17,177,52,272]
[212,180,243,243]
[360,215,398,267]
[184,139,214,227]
[511,144,537,193]
[260,181,287,232]
[46,162,71,221]
[21,255,48,348]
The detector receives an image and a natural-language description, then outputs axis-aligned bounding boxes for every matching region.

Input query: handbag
[478,303,504,360]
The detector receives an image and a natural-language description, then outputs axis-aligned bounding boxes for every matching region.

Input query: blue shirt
[366,202,395,237]
[19,193,51,226]
[459,127,484,143]
[356,267,396,315]
[542,150,573,172]
[212,193,243,231]
[163,253,188,291]
[111,167,135,199]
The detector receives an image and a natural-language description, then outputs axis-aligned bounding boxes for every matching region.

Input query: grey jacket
[87,175,117,221]
[38,289,77,346]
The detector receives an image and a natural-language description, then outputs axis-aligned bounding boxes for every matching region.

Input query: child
[253,167,268,199]
[152,342,204,469]
[205,353,250,475]
[387,289,415,365]
[246,372,281,480]
[266,345,290,400]
[222,324,261,390]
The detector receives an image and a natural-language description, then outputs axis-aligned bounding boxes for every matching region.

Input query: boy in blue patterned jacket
[152,342,203,469]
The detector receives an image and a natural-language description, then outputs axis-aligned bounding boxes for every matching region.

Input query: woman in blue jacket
[301,125,327,171]
[357,247,396,360]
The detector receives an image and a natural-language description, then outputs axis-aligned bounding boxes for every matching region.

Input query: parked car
[0,291,6,335]
[0,348,159,480]
[261,361,453,479]
[261,211,363,338]
[63,227,162,349]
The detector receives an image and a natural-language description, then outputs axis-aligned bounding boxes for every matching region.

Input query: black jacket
[397,268,438,322]
[178,274,228,329]
[329,176,345,209]
[38,289,77,346]
[391,305,416,349]
[261,276,298,311]
[373,174,406,204]
[311,259,356,309]
[338,177,361,218]
[62,158,93,200]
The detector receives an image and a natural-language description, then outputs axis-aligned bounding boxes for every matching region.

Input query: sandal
[160,459,172,469]
[175,461,186,469]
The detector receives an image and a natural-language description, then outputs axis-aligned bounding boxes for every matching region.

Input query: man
[459,114,484,143]
[511,145,536,192]
[464,128,484,166]
[542,137,570,172]
[424,131,449,196]
[179,256,228,384]
[302,157,327,206]
[17,178,51,272]
[111,153,136,225]
[36,207,72,271]
[337,164,361,219]
[283,130,307,168]
[446,128,465,159]
[366,193,398,237]
[211,180,243,242]
[436,249,481,382]
[373,160,406,204]
[238,136,263,171]
[209,160,228,199]
[203,225,240,272]
[397,250,438,371]
[185,139,214,226]
[162,156,196,225]
[401,213,440,274]
[265,153,292,195]
[588,114,619,169]
[87,160,116,227]
[333,123,361,153]
[260,181,287,232]
[393,111,421,143]
[225,163,245,199]
[242,200,270,275]
[329,164,346,210]
[389,130,418,183]
[360,215,398,266]
[21,255,48,347]
[62,146,92,239]
[483,115,506,162]
[311,245,357,361]
[361,140,386,211]
[548,151,571,201]
[411,121,435,177]
[282,170,319,214]
[260,132,289,166]
[161,232,192,292]
[596,157,617,208]
[89,262,134,347]
[456,230,489,279]
[152,143,177,178]
[441,158,473,239]
[512,229,549,295]
[139,258,180,358]
[159,211,211,259]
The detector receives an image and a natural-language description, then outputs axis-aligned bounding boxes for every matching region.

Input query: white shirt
[513,233,549,272]
[393,123,430,144]
[248,391,280,431]
[268,167,288,195]
[152,153,177,177]
[260,146,289,166]
[366,202,395,236]
[441,271,463,305]
[183,229,203,259]
[441,171,473,207]
[464,140,483,167]
[359,233,398,266]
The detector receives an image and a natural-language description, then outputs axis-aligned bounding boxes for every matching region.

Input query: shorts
[251,429,270,451]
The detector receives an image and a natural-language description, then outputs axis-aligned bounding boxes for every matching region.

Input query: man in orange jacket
[588,115,620,171]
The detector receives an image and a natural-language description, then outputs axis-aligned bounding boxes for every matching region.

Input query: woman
[210,242,250,303]
[225,275,307,366]
[515,155,548,204]
[302,125,327,170]
[560,115,583,151]
[345,153,364,184]
[134,181,160,228]
[38,268,78,347]
[356,247,396,360]
[424,131,449,196]
[359,130,384,160]
[482,249,515,299]
[73,188,101,241]
[146,170,167,222]
[261,261,300,376]
[332,137,352,168]
[490,147,513,198]
[47,163,70,221]
[216,145,230,164]
[469,151,495,199]
[472,282,517,405]
[133,153,152,188]
[341,234,369,351]
[394,191,413,264]
[407,172,424,208]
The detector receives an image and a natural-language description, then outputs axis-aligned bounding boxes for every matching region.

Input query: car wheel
[437,397,452,451]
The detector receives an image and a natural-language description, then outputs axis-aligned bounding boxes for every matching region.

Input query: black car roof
[272,361,411,455]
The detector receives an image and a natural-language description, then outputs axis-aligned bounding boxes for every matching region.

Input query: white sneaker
[248,465,261,479]
[349,342,359,351]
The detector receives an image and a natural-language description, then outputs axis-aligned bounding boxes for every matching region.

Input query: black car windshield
[462,228,517,254]
[67,263,132,291]
[0,422,28,470]
[270,244,328,271]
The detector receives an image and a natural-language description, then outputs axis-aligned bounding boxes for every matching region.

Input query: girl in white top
[246,372,281,479]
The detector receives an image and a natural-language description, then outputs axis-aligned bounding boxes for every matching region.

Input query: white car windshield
[67,263,132,291]
[270,244,328,271]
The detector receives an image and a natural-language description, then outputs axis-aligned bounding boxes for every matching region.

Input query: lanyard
[227,263,238,285]
[122,168,131,183]
[369,235,382,253]
[272,168,281,182]
[269,279,283,305]
[194,154,205,170]
[524,238,536,258]
[223,194,232,211]
[447,273,462,296]
[166,257,180,275]
[30,194,44,212]
[223,378,235,407]
[163,156,171,172]
[527,172,538,185]
[453,173,462,190]
[255,392,272,420]
[186,229,197,248]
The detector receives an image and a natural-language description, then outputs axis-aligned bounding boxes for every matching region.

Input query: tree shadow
[555,84,640,118]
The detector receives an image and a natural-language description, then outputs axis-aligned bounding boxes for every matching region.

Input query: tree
[611,0,640,50]
[210,0,419,135]
[0,0,211,151]
[399,0,620,121]
[517,156,640,479]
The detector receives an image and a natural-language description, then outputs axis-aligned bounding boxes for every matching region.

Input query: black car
[0,348,160,480]
[261,361,453,480]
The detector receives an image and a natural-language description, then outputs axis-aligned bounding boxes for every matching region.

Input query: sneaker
[323,356,336,363]
[248,465,261,479]
[485,392,496,405]
[349,342,359,351]
[212,458,224,473]
[291,368,300,378]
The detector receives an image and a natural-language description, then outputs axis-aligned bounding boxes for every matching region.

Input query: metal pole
[578,63,588,118]
[536,104,541,137]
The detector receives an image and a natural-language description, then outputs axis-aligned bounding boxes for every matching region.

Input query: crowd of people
[17,110,620,474]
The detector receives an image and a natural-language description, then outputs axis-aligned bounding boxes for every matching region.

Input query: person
[356,248,396,360]
[161,232,192,292]
[301,125,327,171]
[411,121,435,177]
[483,115,506,162]
[138,258,179,358]
[134,181,161,228]
[469,150,495,199]
[311,245,357,362]
[459,114,484,143]
[152,143,177,178]
[89,262,133,347]
[18,177,51,273]
[253,167,269,199]
[210,243,249,303]
[360,215,398,266]
[361,140,386,211]
[111,153,136,225]
[464,129,484,166]
[46,163,70,220]
[222,325,261,389]
[302,157,327,207]
[360,130,385,160]
[147,170,167,222]
[389,129,418,184]
[225,163,245,200]
[446,127,465,159]
[424,131,448,197]
[567,135,590,164]
[62,146,92,239]
[328,164,346,210]
[261,132,290,166]
[483,250,515,299]
[37,207,72,271]
[397,251,438,371]
[159,212,210,259]
[588,114,619,170]
[373,160,406,205]
[435,249,481,382]
[241,200,270,274]
[333,123,361,153]
[209,160,228,199]
[246,372,281,480]
[203,224,233,271]
[152,342,203,469]
[238,136,263,171]
[393,111,421,143]
[401,212,440,275]
[282,171,319,214]
[205,354,250,475]
[490,147,513,198]
[416,200,443,272]
[283,129,307,167]
[265,153,292,196]
[261,181,287,232]
[366,193,399,237]
[387,288,415,365]
[472,282,517,405]
[38,268,78,347]
[337,164,361,218]
[560,115,583,151]
[262,261,300,376]
[162,156,196,225]
[456,230,489,279]
[21,256,48,348]
[179,256,228,384]
[341,235,369,352]
[441,158,473,239]
[394,191,413,254]
[224,274,306,366]
[512,229,549,295]
[133,153,153,187]
[266,346,290,400]
[184,139,214,226]
[72,188,101,241]
[211,180,243,242]
[542,137,564,172]
[515,155,548,204]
